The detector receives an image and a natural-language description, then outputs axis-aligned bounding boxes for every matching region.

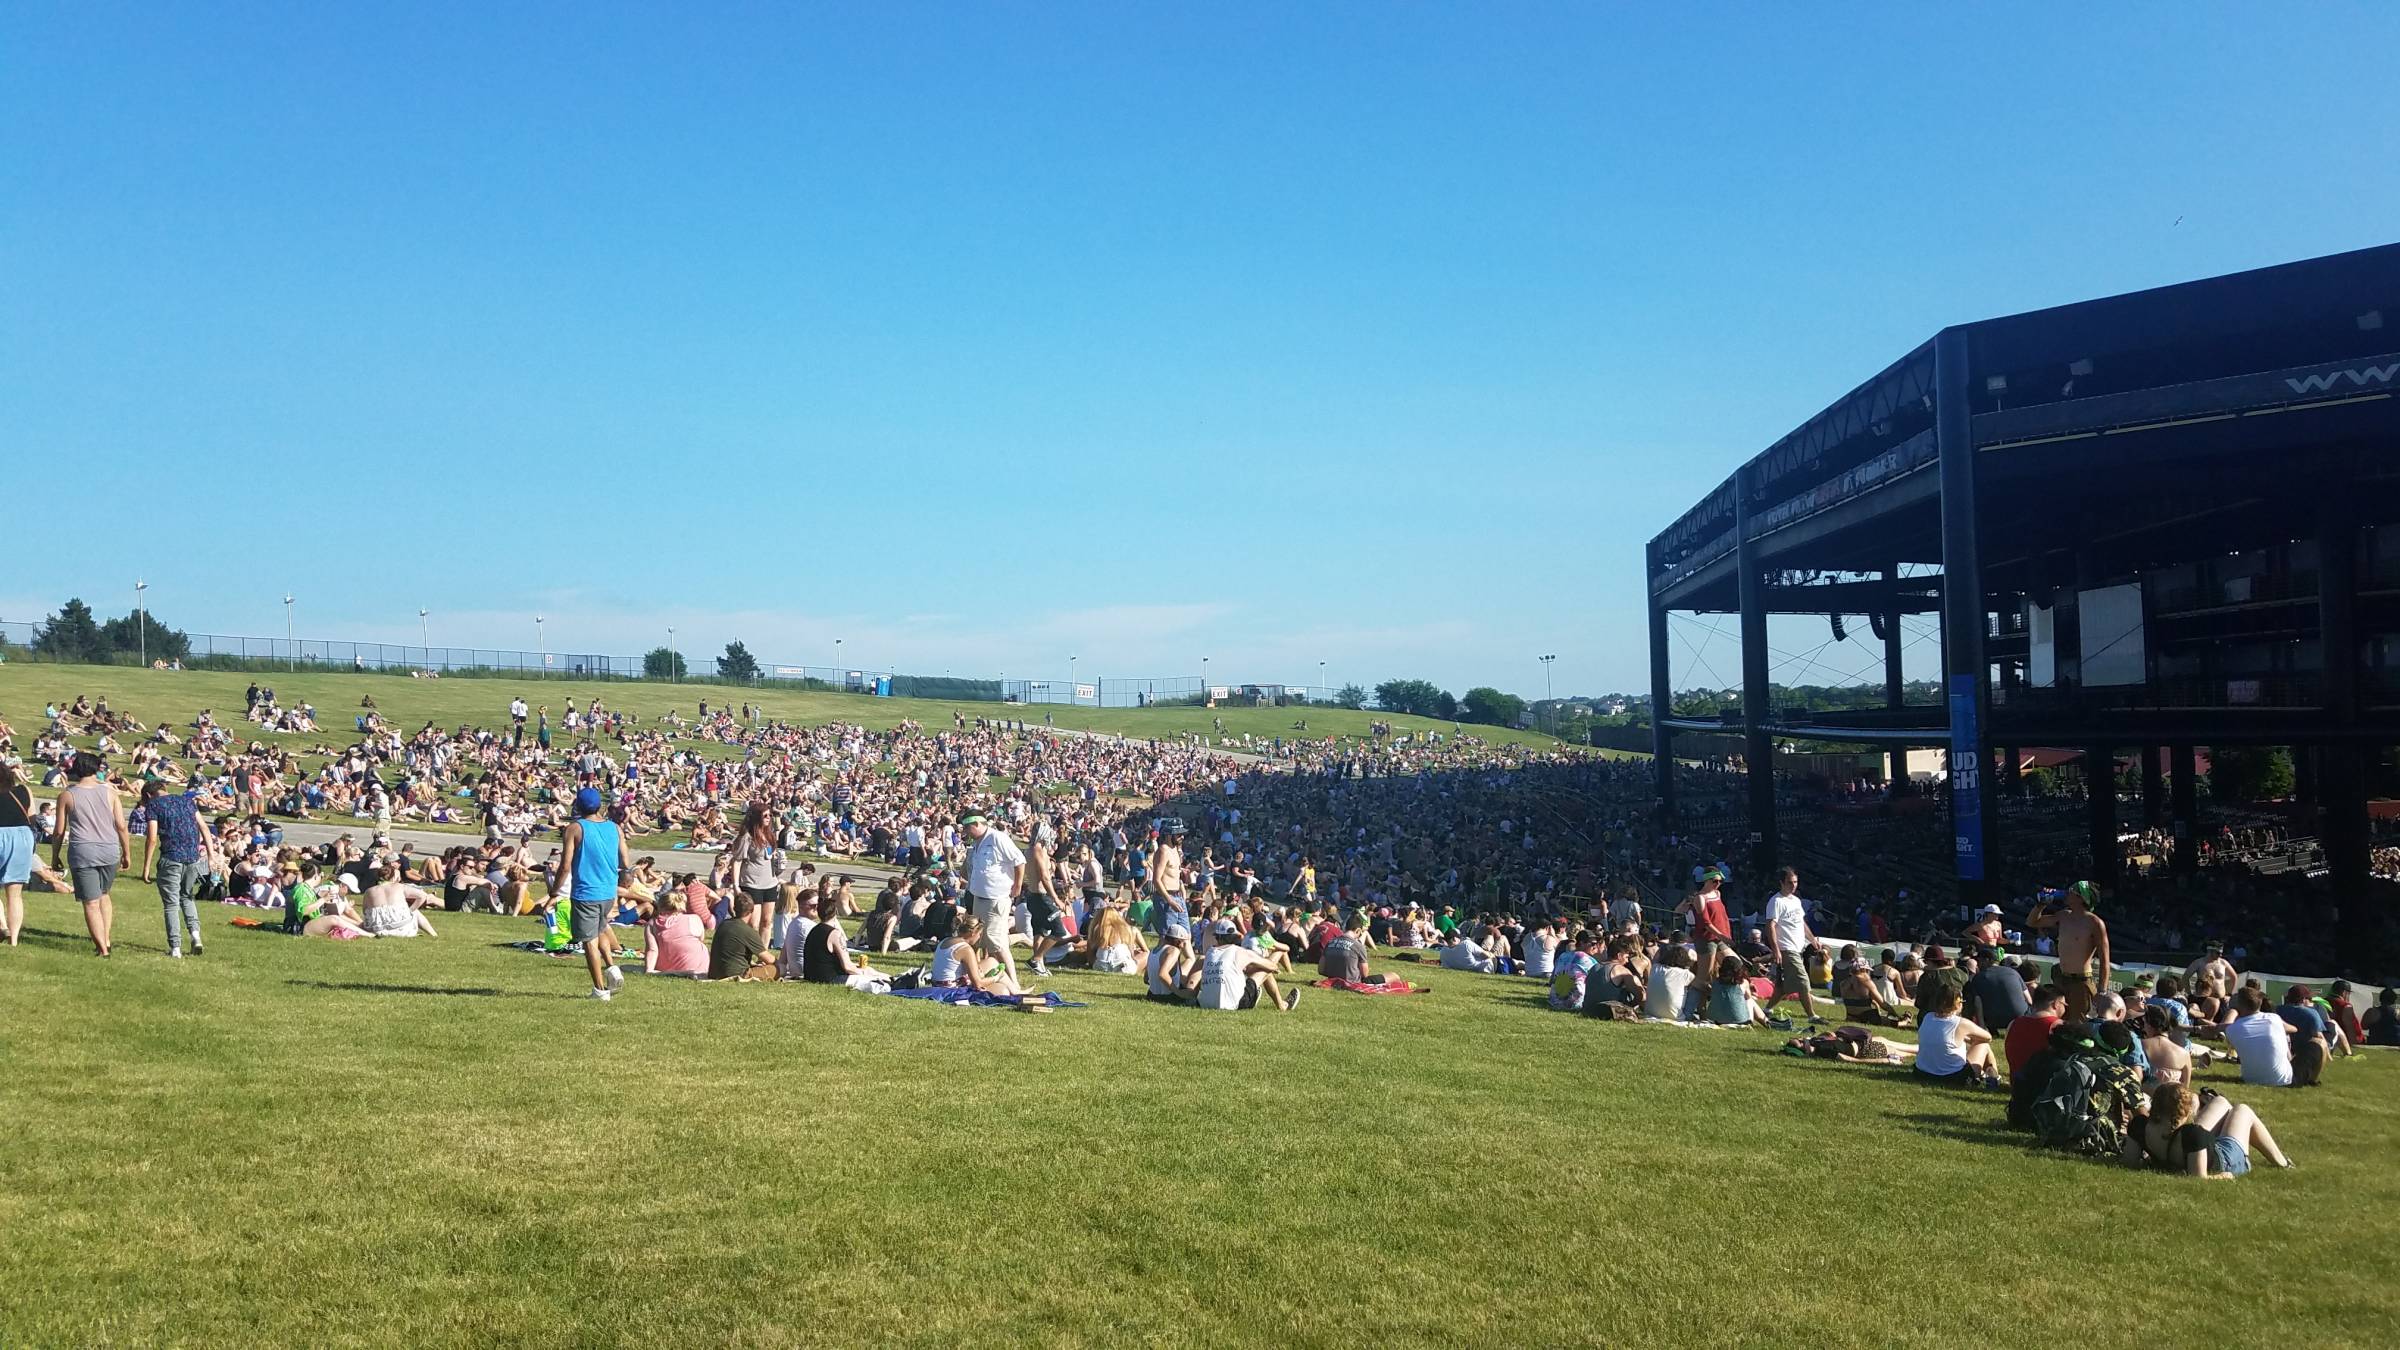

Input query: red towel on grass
[1315,977,1424,995]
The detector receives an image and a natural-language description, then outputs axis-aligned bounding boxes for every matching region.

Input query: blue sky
[5,3,2395,696]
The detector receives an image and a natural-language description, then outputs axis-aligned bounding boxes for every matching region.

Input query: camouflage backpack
[2031,1049,2141,1156]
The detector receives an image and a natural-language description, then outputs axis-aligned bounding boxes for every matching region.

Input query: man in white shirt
[1196,918,1297,1012]
[1439,930,1497,974]
[1761,866,1823,1023]
[508,697,528,745]
[963,813,1025,985]
[2222,986,2296,1087]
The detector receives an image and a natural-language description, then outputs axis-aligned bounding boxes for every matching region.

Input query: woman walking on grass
[52,752,133,957]
[0,762,40,945]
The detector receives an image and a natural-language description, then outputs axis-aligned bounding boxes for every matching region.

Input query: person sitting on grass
[1833,943,1909,1026]
[1320,912,1391,987]
[928,916,1021,996]
[2364,987,2400,1048]
[357,864,440,939]
[2222,986,2311,1087]
[1197,918,1299,1012]
[1439,926,1511,975]
[800,909,891,993]
[1642,944,1699,1021]
[1077,904,1148,974]
[1705,955,1773,1027]
[1593,935,1647,1009]
[1547,929,1602,1010]
[295,870,374,939]
[1912,984,2001,1089]
[706,893,775,982]
[643,890,709,977]
[2004,985,2067,1079]
[2126,1084,2294,1177]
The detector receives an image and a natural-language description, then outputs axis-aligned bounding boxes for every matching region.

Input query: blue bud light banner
[1948,674,1984,881]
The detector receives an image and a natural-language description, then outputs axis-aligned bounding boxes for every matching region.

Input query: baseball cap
[337,873,361,893]
[1212,918,1239,936]
[573,787,603,814]
[1977,903,2003,916]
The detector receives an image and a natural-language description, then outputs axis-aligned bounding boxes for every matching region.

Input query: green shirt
[1435,915,1459,937]
[289,882,322,923]
[1125,898,1153,928]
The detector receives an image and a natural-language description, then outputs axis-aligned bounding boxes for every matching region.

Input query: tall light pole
[535,615,545,671]
[835,637,843,688]
[283,594,295,672]
[667,625,677,682]
[135,580,149,668]
[418,608,430,671]
[1070,654,1078,702]
[1539,653,1558,733]
[1318,659,1326,695]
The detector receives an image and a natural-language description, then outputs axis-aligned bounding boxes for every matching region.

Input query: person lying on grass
[927,916,1022,996]
[2125,1083,2293,1177]
[1785,1025,1919,1065]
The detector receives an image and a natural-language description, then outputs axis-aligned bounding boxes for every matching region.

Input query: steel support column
[1647,541,1677,819]
[2140,746,2165,827]
[2171,744,2200,875]
[1885,562,1908,786]
[2088,744,2120,887]
[1935,328,1992,899]
[1737,479,1778,879]
[2318,495,2371,930]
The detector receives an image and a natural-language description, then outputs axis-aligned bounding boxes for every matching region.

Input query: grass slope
[2,899,2394,1348]
[0,662,1594,754]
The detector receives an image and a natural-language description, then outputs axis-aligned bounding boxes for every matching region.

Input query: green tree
[99,610,192,663]
[1334,683,1367,710]
[643,646,687,678]
[1373,678,1445,716]
[1432,690,1459,720]
[1459,686,1528,727]
[717,641,760,681]
[35,598,105,662]
[2210,746,2295,803]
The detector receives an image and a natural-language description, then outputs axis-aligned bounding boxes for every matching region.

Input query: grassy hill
[0,660,1598,754]
[0,904,2391,1347]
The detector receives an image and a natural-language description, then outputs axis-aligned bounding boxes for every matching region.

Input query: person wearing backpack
[2023,1025,2145,1156]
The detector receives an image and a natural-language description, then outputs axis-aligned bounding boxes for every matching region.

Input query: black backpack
[2030,1047,2131,1156]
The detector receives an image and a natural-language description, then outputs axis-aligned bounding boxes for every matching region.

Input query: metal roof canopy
[1650,242,2400,611]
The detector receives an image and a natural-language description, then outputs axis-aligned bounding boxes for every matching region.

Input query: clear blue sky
[5,3,2394,695]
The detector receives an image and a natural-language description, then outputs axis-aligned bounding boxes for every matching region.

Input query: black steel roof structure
[1644,243,2400,930]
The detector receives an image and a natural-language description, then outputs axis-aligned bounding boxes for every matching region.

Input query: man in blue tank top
[556,787,631,1001]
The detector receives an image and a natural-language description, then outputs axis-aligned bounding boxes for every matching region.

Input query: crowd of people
[3,684,2392,1137]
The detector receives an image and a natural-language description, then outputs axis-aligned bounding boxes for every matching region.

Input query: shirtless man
[1022,833,1069,977]
[2028,880,2110,1023]
[2184,941,2238,1001]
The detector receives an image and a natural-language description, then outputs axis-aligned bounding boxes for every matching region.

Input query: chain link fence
[0,616,1352,708]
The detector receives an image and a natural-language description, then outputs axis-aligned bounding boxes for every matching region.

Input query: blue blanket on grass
[885,987,1087,1009]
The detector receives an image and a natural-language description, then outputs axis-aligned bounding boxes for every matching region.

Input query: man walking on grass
[963,812,1025,987]
[1761,866,1823,1024]
[555,787,630,1001]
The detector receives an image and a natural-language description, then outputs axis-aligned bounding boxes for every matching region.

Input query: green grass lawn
[3,895,2395,1348]
[0,661,1597,755]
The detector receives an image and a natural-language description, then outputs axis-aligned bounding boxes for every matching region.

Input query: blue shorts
[0,826,32,886]
[2211,1133,2252,1177]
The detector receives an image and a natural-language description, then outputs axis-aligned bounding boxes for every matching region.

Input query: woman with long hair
[0,761,44,946]
[727,800,783,945]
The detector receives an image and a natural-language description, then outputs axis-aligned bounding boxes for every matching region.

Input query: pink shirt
[647,913,708,974]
